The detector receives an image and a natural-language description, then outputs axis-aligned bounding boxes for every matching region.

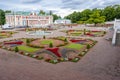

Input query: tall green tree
[5,10,11,13]
[65,4,120,23]
[87,11,106,26]
[0,9,6,28]
[80,9,92,21]
[114,5,120,19]
[39,10,45,15]
[65,11,81,23]
[52,14,61,22]
[102,6,115,21]
[49,10,52,15]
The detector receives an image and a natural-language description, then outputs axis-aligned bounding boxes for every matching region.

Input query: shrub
[43,35,46,39]
[64,38,68,42]
[49,43,53,48]
[103,31,106,34]
[79,52,86,56]
[49,60,58,64]
[10,32,13,35]
[15,47,19,52]
[83,29,86,35]
[26,39,30,44]
[71,57,80,62]
[87,44,91,49]
[37,57,43,60]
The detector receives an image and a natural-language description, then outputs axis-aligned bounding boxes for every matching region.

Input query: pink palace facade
[5,12,53,27]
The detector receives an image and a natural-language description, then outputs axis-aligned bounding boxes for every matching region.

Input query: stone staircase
[116,33,120,46]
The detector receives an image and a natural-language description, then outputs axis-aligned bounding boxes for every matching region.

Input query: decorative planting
[0,37,96,64]
[0,31,16,39]
[63,29,106,37]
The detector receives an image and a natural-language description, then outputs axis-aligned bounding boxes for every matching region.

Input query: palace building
[5,12,53,28]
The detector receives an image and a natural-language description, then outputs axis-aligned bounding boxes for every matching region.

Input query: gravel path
[0,28,120,80]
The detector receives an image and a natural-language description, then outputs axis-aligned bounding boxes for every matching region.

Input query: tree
[114,5,120,19]
[26,39,30,44]
[43,35,46,39]
[0,9,6,28]
[102,6,115,21]
[5,10,11,13]
[39,10,45,15]
[83,29,86,35]
[87,11,106,26]
[49,43,53,48]
[65,11,81,23]
[15,47,19,52]
[52,14,61,22]
[64,38,67,42]
[65,4,120,23]
[49,10,52,15]
[80,9,92,21]
[87,44,91,49]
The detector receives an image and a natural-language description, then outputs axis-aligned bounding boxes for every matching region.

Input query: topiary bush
[26,39,30,44]
[49,43,53,48]
[43,35,46,39]
[87,44,91,49]
[15,46,19,52]
[64,38,68,42]
[83,29,86,35]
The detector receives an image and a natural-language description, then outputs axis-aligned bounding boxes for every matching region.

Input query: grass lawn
[17,45,39,52]
[92,32,102,35]
[69,32,82,36]
[41,40,53,45]
[71,33,81,36]
[65,43,84,50]
[57,36,66,40]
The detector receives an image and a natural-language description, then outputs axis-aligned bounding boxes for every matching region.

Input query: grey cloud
[61,0,86,9]
[22,0,41,4]
[102,0,120,6]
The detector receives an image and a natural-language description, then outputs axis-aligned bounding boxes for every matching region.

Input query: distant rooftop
[6,11,51,16]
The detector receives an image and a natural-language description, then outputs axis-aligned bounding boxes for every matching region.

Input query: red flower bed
[4,41,23,45]
[46,48,61,57]
[70,39,86,43]
[85,33,94,36]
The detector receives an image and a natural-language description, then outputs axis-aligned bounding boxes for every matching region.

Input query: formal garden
[0,31,16,39]
[62,29,106,37]
[0,36,97,64]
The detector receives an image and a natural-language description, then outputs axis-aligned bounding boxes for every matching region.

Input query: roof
[6,11,51,16]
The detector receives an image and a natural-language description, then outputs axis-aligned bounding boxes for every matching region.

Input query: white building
[5,11,53,28]
[54,19,71,24]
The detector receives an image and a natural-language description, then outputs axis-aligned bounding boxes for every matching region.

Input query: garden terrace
[30,39,66,48]
[0,37,96,64]
[0,31,16,39]
[63,29,106,37]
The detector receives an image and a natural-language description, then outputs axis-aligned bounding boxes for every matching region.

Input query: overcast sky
[0,0,120,17]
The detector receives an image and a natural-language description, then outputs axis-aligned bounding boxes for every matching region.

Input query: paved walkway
[0,28,120,80]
